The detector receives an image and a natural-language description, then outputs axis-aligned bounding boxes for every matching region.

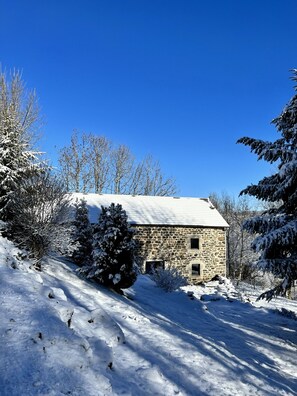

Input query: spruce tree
[72,198,93,265]
[237,70,297,300]
[0,70,44,220]
[80,203,137,291]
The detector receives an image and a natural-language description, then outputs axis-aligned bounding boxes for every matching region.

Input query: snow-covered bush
[79,203,137,291]
[71,198,93,266]
[246,270,279,290]
[8,171,70,269]
[151,266,187,292]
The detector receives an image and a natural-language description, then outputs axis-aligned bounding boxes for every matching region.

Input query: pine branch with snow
[71,198,93,266]
[237,70,297,300]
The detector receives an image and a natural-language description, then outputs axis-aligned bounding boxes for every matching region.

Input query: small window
[190,238,199,249]
[145,260,164,274]
[191,264,201,276]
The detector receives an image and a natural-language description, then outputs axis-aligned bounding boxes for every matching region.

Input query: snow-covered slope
[0,236,297,396]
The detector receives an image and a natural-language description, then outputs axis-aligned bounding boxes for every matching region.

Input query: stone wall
[133,225,226,284]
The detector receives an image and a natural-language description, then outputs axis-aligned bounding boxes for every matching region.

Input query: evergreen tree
[237,70,297,300]
[72,198,93,265]
[80,203,137,291]
[0,70,44,220]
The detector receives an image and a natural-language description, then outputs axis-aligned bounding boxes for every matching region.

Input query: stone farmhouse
[71,193,229,284]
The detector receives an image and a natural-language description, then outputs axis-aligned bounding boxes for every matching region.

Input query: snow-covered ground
[1,236,296,396]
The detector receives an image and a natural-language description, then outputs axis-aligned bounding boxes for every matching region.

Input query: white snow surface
[1,237,297,395]
[69,193,229,227]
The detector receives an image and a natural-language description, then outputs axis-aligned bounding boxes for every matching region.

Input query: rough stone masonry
[133,225,226,284]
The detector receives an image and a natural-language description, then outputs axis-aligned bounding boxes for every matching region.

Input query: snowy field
[0,236,296,396]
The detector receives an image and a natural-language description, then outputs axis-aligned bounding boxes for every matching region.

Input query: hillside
[0,236,296,396]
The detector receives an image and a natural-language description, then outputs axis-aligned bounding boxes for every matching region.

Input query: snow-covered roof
[70,193,229,228]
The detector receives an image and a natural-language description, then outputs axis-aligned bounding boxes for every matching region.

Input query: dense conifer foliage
[72,198,93,265]
[238,70,297,299]
[80,203,137,291]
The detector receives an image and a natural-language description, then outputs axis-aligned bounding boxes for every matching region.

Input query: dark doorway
[145,260,165,274]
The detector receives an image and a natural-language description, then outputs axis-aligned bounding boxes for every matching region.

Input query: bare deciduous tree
[88,135,111,193]
[58,131,177,196]
[59,131,91,193]
[128,155,176,196]
[110,144,134,194]
[8,171,70,269]
[139,155,177,196]
[209,192,257,281]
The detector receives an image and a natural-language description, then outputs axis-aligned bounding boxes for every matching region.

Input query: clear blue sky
[1,0,297,197]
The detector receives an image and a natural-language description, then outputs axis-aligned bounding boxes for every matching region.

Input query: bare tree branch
[58,131,178,196]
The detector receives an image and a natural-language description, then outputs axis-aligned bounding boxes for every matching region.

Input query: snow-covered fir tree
[237,69,297,300]
[80,203,137,291]
[0,70,44,220]
[72,198,93,265]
